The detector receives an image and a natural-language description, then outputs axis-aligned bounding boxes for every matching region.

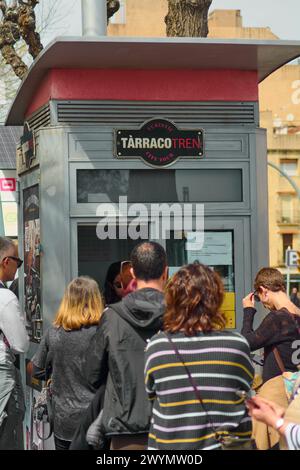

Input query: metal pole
[268,162,300,289]
[0,191,5,236]
[268,161,300,199]
[287,264,291,297]
[81,0,107,36]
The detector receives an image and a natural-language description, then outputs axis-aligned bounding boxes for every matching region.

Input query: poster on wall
[0,170,18,237]
[23,185,42,342]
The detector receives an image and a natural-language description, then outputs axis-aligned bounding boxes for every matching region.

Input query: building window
[110,0,126,24]
[282,233,293,262]
[280,159,298,176]
[280,195,294,223]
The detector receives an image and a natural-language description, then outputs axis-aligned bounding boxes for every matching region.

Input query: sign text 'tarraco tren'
[115,118,204,168]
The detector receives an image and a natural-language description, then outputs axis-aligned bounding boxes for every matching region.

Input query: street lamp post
[268,161,300,199]
[268,161,300,296]
[81,0,107,37]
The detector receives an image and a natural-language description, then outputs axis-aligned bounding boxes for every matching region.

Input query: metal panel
[56,100,257,126]
[249,129,269,328]
[0,126,22,169]
[69,160,251,217]
[38,128,71,328]
[68,129,250,161]
[27,103,51,131]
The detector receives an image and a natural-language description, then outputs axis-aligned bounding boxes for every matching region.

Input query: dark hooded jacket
[86,288,164,436]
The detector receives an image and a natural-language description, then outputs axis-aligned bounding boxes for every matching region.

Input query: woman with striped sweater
[145,263,254,450]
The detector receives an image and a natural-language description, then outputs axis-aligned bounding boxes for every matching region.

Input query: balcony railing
[276,210,300,225]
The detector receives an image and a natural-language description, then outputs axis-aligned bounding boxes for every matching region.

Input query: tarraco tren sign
[115,118,204,168]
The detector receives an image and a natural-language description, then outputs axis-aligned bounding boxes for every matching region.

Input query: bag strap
[164,332,220,438]
[272,347,286,374]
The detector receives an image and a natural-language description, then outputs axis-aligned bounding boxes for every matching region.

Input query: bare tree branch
[0,0,120,83]
[17,0,43,59]
[0,1,7,16]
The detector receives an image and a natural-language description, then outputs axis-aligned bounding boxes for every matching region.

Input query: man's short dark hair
[130,242,167,282]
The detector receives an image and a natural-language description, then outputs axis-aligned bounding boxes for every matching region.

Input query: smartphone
[235,390,255,400]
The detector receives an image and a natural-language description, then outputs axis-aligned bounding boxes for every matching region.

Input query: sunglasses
[120,261,133,290]
[253,289,261,302]
[113,281,122,289]
[4,256,23,268]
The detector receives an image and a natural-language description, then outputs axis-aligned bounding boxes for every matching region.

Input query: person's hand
[251,396,285,417]
[246,396,284,428]
[243,292,255,309]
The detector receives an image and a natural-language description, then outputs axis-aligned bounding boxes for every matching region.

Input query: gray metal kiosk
[6,37,300,447]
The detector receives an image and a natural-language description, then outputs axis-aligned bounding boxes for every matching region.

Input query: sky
[38,0,300,45]
[210,0,300,40]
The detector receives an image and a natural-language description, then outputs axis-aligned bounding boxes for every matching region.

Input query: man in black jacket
[86,241,168,450]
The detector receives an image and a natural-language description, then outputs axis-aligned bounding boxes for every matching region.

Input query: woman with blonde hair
[31,276,104,450]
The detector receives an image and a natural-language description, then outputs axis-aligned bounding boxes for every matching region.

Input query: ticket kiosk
[6,37,300,447]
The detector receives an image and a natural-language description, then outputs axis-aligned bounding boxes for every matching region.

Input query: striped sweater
[285,424,300,450]
[144,330,254,450]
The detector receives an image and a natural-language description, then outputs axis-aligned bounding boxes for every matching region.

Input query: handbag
[33,373,53,440]
[272,346,300,400]
[164,333,255,450]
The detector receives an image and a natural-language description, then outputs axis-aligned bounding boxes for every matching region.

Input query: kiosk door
[74,217,249,332]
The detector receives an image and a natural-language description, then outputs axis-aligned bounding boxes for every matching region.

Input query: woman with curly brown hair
[144,263,254,450]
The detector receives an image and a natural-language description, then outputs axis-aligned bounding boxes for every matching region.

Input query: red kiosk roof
[6,37,300,125]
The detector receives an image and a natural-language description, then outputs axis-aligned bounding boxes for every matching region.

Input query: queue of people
[1,235,300,450]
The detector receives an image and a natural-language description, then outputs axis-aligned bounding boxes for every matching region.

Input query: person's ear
[130,267,137,280]
[162,266,169,281]
[260,287,269,299]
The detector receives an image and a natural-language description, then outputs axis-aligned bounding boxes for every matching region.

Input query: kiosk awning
[5,37,300,126]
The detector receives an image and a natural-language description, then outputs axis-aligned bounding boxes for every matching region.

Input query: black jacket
[86,288,164,437]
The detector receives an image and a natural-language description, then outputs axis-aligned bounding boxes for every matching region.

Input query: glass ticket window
[77,169,243,203]
[77,225,139,296]
[166,230,235,328]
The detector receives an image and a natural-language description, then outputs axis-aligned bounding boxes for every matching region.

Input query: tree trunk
[165,0,212,37]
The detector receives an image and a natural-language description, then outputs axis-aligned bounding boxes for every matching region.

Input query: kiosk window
[77,169,243,203]
[166,230,236,328]
[77,225,139,291]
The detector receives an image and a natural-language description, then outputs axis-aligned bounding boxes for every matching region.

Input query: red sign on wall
[0,178,16,192]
